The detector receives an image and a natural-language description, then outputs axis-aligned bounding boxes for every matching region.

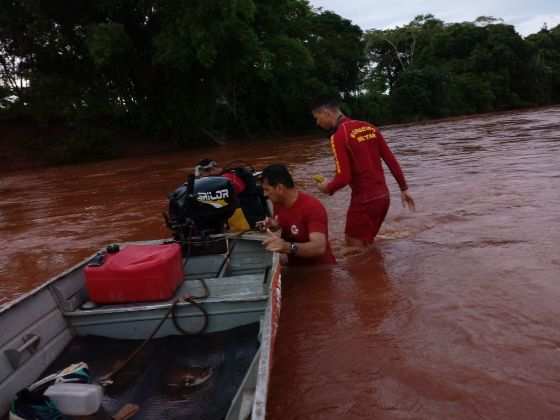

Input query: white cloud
[512,14,560,35]
[310,0,560,36]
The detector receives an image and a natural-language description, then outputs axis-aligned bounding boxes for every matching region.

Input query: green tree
[526,25,560,104]
[360,15,553,123]
[1,3,559,160]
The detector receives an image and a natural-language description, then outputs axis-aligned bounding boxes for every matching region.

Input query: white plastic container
[44,383,103,416]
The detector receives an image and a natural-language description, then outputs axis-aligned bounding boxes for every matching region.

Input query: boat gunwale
[252,252,282,420]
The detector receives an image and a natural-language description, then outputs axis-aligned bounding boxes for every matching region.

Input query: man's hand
[401,190,416,212]
[256,215,280,232]
[262,229,289,253]
[316,180,329,194]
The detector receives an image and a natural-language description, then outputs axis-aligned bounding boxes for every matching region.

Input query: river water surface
[1,107,560,419]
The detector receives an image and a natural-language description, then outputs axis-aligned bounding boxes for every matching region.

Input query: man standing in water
[311,97,415,249]
[260,164,336,266]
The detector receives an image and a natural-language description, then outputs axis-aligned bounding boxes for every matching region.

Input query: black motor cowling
[167,176,237,239]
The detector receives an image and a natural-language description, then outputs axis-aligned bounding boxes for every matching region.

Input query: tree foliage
[0,0,363,142]
[1,4,559,151]
[356,15,560,124]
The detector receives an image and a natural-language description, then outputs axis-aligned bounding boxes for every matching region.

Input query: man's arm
[377,130,416,211]
[262,231,326,257]
[262,199,330,257]
[323,130,352,195]
[377,130,408,191]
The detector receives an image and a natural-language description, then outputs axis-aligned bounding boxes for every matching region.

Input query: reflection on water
[2,107,560,418]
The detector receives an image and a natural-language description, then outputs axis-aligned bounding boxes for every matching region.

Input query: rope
[98,301,176,386]
[171,296,209,335]
[98,231,249,386]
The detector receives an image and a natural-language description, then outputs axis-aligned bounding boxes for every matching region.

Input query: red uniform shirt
[326,117,408,203]
[273,192,336,266]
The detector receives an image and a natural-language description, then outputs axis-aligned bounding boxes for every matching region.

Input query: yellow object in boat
[228,207,250,232]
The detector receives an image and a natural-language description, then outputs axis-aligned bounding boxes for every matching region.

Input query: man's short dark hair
[310,95,340,112]
[261,164,295,188]
[196,158,215,167]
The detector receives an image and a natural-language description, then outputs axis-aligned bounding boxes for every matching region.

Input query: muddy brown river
[1,107,559,419]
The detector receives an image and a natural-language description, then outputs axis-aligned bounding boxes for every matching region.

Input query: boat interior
[1,234,277,419]
[40,323,261,420]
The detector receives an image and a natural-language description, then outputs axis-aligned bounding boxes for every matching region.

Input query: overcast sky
[309,0,560,36]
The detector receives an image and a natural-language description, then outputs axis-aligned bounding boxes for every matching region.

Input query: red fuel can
[85,243,184,304]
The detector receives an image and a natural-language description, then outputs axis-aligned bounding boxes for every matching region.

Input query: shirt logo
[350,126,376,142]
[290,224,299,235]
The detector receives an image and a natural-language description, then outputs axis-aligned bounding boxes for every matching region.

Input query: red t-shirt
[326,117,408,203]
[273,191,336,266]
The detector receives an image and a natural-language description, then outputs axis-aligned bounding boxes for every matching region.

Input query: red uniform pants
[345,195,390,244]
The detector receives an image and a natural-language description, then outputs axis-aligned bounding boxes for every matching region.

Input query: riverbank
[0,118,179,174]
[0,117,322,175]
[2,105,557,175]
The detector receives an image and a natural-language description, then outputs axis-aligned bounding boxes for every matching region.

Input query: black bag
[168,176,237,237]
[226,166,269,227]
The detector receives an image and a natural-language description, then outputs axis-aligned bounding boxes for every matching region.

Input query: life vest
[224,167,269,227]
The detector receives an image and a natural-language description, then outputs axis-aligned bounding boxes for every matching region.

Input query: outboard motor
[167,175,237,247]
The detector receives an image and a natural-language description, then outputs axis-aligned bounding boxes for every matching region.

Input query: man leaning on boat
[259,164,336,266]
